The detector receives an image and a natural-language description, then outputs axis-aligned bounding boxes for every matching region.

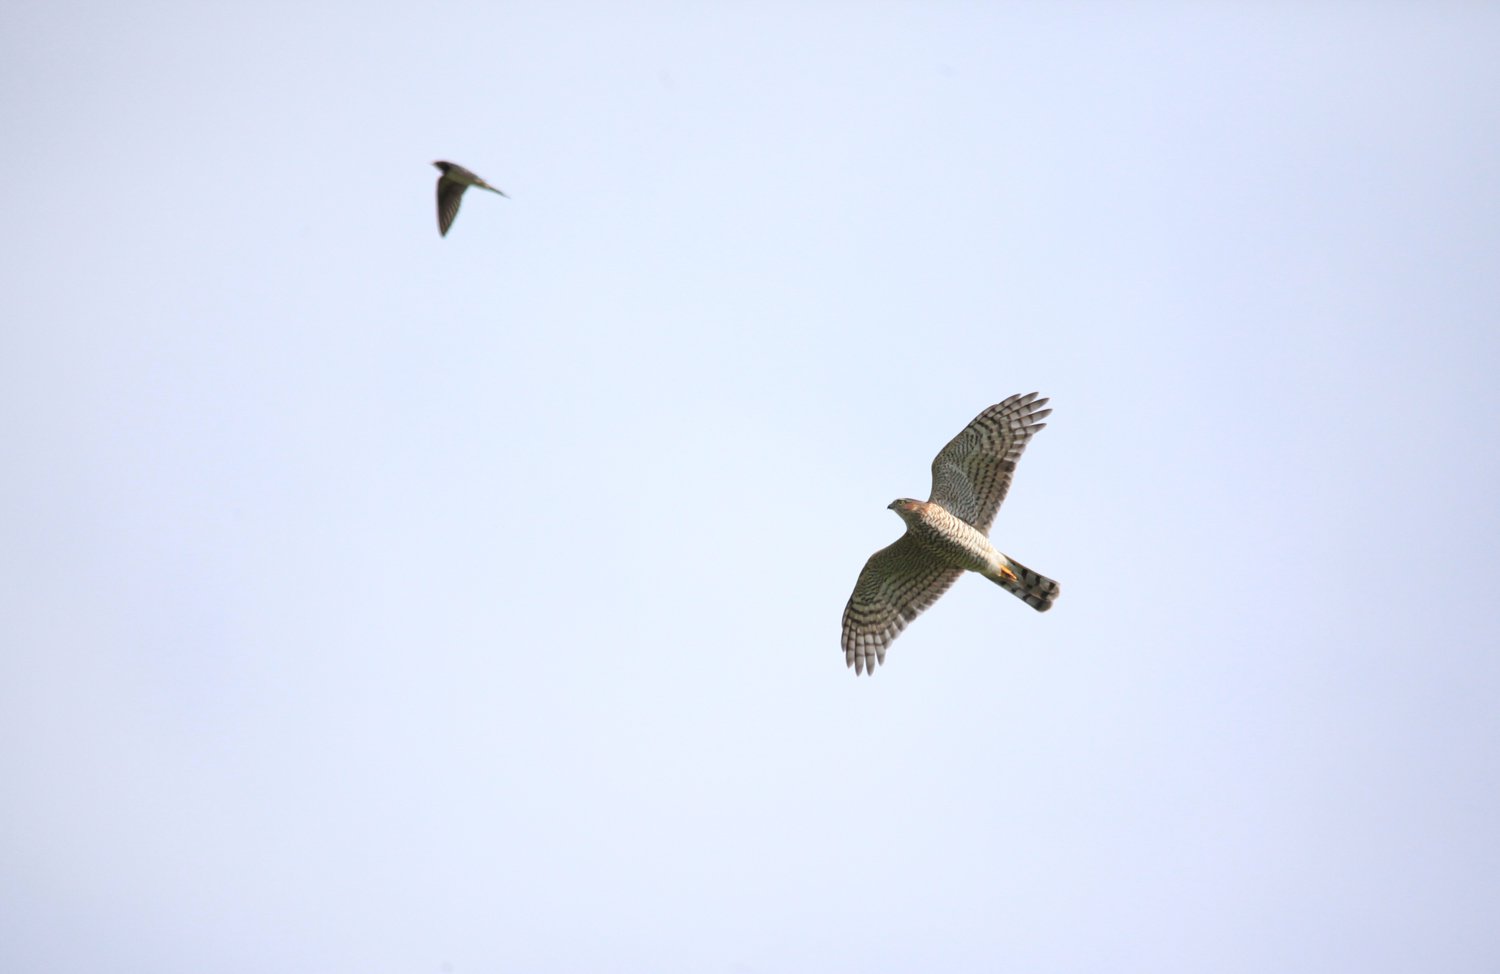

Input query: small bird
[842,393,1060,675]
[433,161,508,237]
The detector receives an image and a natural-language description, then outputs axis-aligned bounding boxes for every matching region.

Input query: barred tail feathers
[990,557,1059,612]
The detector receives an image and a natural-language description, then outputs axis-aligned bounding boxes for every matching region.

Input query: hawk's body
[842,393,1059,675]
[897,500,1008,576]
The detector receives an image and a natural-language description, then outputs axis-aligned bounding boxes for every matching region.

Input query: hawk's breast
[907,503,999,573]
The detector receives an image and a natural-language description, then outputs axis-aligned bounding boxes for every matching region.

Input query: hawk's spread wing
[436,177,469,237]
[842,536,964,675]
[928,392,1050,533]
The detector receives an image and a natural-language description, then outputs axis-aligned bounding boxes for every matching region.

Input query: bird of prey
[842,393,1059,675]
[433,161,508,237]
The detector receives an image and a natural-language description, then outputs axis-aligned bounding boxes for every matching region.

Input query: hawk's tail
[990,557,1059,612]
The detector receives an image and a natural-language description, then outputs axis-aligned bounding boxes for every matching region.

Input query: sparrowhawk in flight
[842,393,1060,675]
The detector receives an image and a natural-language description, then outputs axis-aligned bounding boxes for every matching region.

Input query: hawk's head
[887,498,924,518]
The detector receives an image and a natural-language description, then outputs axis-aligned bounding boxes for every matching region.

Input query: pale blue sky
[4,3,1499,972]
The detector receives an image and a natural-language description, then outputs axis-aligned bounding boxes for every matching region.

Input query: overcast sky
[4,3,1499,972]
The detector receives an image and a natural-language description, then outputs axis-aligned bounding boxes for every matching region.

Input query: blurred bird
[433,161,508,237]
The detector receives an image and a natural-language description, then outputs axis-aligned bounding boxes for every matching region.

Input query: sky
[3,2,1499,971]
